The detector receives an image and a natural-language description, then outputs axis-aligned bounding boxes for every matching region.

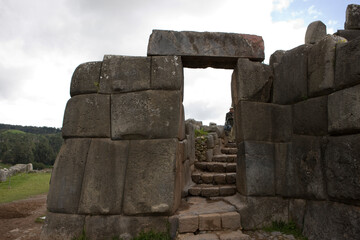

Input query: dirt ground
[0,194,47,240]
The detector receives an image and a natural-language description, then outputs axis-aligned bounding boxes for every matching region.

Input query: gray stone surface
[292,95,328,136]
[328,84,360,134]
[303,201,360,240]
[235,101,292,143]
[285,135,326,199]
[334,37,360,90]
[324,134,360,202]
[99,55,150,93]
[269,50,286,67]
[224,194,289,230]
[237,141,275,196]
[272,45,310,104]
[40,212,85,240]
[84,215,169,240]
[335,29,360,41]
[47,139,91,213]
[289,199,306,231]
[151,56,183,91]
[78,139,129,214]
[181,159,192,197]
[345,4,360,30]
[177,197,236,217]
[308,35,345,96]
[70,61,102,97]
[274,143,289,196]
[111,90,182,140]
[123,139,181,215]
[231,58,272,103]
[305,21,326,44]
[185,121,196,164]
[147,30,265,68]
[62,94,110,138]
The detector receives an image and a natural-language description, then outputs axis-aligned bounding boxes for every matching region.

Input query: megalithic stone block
[78,139,129,214]
[47,138,91,213]
[234,101,292,143]
[147,30,264,68]
[123,139,181,215]
[324,134,360,201]
[305,21,326,44]
[62,94,110,138]
[99,55,151,94]
[272,44,310,104]
[151,56,184,91]
[335,37,360,90]
[308,35,346,97]
[231,58,272,104]
[328,84,360,134]
[345,4,360,30]
[111,90,182,140]
[70,61,102,97]
[237,141,275,196]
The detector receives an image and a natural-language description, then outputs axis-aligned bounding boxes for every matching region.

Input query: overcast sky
[0,0,355,128]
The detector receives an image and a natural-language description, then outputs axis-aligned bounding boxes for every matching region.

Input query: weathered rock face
[305,21,327,44]
[147,30,264,68]
[345,4,360,30]
[70,61,102,97]
[272,45,310,104]
[231,58,272,104]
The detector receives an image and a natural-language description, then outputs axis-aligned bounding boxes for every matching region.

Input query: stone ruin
[41,4,360,240]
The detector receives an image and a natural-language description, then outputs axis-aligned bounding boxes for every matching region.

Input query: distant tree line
[0,125,63,169]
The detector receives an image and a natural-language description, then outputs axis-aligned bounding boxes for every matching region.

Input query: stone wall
[235,4,360,239]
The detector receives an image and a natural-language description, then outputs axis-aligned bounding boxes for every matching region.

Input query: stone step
[221,148,238,154]
[225,142,237,148]
[191,172,236,185]
[188,184,236,197]
[212,154,237,163]
[177,231,251,240]
[194,162,236,173]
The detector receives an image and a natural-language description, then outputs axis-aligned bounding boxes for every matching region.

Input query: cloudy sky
[0,0,355,128]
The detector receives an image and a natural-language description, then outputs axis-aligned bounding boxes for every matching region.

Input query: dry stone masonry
[42,4,360,240]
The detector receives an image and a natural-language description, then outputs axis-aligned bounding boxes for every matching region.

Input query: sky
[0,0,356,128]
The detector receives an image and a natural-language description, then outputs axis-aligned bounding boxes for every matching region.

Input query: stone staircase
[188,142,237,198]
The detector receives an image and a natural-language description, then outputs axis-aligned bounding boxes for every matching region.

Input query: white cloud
[272,0,294,12]
[328,20,338,25]
[308,5,322,19]
[292,10,304,17]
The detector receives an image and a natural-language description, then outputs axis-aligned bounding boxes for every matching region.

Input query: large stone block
[274,143,289,196]
[328,84,360,134]
[78,139,129,214]
[272,45,310,104]
[151,56,183,91]
[324,134,360,202]
[335,37,360,90]
[308,35,346,96]
[62,94,110,138]
[335,29,360,41]
[70,61,102,97]
[84,215,169,240]
[40,212,85,240]
[285,135,326,199]
[305,21,326,44]
[234,101,292,143]
[345,4,360,30]
[237,141,275,196]
[47,139,91,213]
[147,30,265,68]
[99,55,150,94]
[289,199,306,231]
[123,139,181,215]
[292,95,328,136]
[231,58,272,103]
[224,194,289,230]
[303,201,360,240]
[111,90,182,140]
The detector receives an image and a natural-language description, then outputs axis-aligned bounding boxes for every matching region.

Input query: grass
[263,221,308,240]
[0,162,12,169]
[0,172,51,204]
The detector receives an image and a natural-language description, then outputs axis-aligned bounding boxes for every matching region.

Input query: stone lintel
[147,30,265,69]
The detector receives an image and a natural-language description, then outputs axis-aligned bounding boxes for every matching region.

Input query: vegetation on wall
[0,124,63,169]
